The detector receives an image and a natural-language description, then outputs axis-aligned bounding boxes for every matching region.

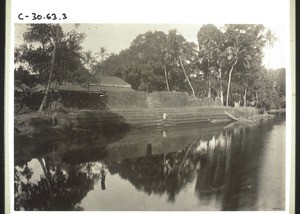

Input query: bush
[280,96,286,108]
[15,92,44,113]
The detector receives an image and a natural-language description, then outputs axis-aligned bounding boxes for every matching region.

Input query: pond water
[14,114,286,211]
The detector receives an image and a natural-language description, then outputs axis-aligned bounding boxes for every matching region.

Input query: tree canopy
[94,30,198,93]
[16,24,91,87]
[15,24,95,110]
[15,24,285,110]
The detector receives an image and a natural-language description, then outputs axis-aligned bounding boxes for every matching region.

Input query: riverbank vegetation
[15,24,285,113]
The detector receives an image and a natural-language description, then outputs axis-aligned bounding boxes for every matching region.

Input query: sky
[15,23,287,69]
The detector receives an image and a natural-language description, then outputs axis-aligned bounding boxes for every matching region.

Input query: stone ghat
[14,106,260,145]
[59,107,243,129]
[66,106,263,129]
[67,107,234,129]
[111,107,233,126]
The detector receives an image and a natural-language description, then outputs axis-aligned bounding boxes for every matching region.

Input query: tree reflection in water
[104,130,232,203]
[14,154,102,211]
[194,132,231,201]
[14,117,285,211]
[13,126,236,210]
[100,165,107,190]
[14,112,130,211]
[14,142,111,211]
[14,128,117,211]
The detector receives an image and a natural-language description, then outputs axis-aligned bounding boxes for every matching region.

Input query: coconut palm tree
[39,24,60,112]
[96,47,109,62]
[82,50,96,72]
[168,30,197,98]
[265,28,277,71]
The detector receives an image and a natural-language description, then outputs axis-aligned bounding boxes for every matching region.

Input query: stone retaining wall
[15,90,222,113]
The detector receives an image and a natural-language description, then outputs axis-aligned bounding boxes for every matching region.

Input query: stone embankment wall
[14,106,259,155]
[106,91,222,109]
[110,107,230,127]
[15,90,260,131]
[15,90,222,113]
[101,91,227,126]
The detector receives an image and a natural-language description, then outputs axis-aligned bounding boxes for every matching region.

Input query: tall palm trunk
[255,92,258,107]
[243,85,248,107]
[163,64,170,91]
[226,58,238,106]
[267,41,271,71]
[220,88,224,106]
[273,81,277,90]
[208,76,211,98]
[39,25,59,112]
[219,72,224,106]
[179,58,196,98]
[217,66,224,106]
[177,144,192,177]
[38,158,55,210]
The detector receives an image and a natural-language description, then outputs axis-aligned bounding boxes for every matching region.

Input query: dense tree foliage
[94,30,198,93]
[196,24,284,108]
[15,24,92,110]
[14,157,100,211]
[253,67,286,110]
[92,24,284,109]
[16,24,91,86]
[197,24,224,99]
[15,24,285,110]
[82,50,97,72]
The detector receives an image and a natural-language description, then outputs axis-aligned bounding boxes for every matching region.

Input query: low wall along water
[14,90,262,135]
[15,90,222,113]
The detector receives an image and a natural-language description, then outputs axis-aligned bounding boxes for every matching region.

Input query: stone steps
[66,107,232,128]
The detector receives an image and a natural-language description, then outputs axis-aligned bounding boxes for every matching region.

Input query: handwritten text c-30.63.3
[18,13,67,21]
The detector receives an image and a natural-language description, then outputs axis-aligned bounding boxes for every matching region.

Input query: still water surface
[14,114,285,211]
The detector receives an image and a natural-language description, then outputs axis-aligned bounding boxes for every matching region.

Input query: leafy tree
[96,47,109,63]
[168,30,198,97]
[197,24,224,100]
[82,50,97,72]
[97,31,176,92]
[16,24,90,111]
[38,24,59,111]
[130,31,170,91]
[266,68,286,108]
[252,67,282,111]
[222,24,267,106]
[265,29,277,71]
[275,69,286,107]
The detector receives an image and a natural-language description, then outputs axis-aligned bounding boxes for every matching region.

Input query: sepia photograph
[12,23,287,211]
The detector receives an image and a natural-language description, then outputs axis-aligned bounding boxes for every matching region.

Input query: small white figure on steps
[163,113,167,120]
[163,130,167,137]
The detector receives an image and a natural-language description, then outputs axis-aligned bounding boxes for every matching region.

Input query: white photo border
[6,0,295,213]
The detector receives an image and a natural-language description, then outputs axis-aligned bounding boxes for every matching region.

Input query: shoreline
[15,106,275,141]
